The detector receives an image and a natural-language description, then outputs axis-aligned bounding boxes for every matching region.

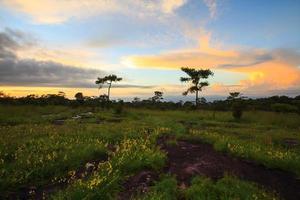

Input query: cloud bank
[0,29,105,87]
[0,28,153,89]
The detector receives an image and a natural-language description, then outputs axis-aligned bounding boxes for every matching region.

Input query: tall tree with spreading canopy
[180,67,214,106]
[95,75,122,101]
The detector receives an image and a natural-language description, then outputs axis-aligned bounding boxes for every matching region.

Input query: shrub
[271,103,298,113]
[232,102,243,120]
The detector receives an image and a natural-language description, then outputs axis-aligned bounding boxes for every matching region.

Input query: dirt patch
[6,155,109,200]
[160,138,300,200]
[118,170,159,200]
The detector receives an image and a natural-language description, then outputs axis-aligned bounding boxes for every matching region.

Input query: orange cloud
[236,61,300,90]
[125,33,300,95]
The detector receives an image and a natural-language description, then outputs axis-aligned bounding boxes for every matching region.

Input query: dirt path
[120,138,300,200]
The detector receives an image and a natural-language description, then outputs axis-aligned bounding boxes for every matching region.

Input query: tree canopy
[180,67,214,106]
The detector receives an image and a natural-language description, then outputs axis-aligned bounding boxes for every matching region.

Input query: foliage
[52,137,166,199]
[0,124,107,194]
[1,106,300,199]
[150,91,164,102]
[180,67,214,106]
[136,176,178,200]
[113,100,125,115]
[227,92,246,120]
[232,101,244,119]
[1,91,300,115]
[95,74,122,101]
[74,92,84,104]
[271,103,298,113]
[185,175,277,200]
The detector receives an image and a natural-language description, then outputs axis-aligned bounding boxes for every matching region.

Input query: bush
[271,103,298,113]
[113,100,126,115]
[232,102,243,120]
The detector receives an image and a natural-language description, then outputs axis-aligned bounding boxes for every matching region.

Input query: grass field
[1,105,300,199]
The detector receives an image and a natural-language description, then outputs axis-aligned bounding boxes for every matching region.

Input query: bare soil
[120,137,300,200]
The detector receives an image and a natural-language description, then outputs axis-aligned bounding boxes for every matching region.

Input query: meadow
[0,105,300,200]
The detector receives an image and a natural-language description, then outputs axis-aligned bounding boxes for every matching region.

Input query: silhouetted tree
[227,92,245,120]
[151,91,163,102]
[75,92,84,104]
[133,97,141,103]
[227,92,244,101]
[180,67,213,106]
[0,91,5,98]
[98,94,109,109]
[58,91,66,97]
[95,75,122,101]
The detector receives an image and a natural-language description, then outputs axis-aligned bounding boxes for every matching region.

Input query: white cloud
[1,0,189,24]
[161,0,187,13]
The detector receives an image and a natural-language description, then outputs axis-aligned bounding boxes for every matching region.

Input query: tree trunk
[107,82,112,101]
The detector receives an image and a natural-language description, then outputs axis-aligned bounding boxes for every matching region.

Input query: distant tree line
[1,67,300,114]
[1,91,300,114]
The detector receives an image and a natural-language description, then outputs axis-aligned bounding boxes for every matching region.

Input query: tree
[227,92,246,120]
[227,92,244,101]
[133,97,141,103]
[95,75,122,101]
[0,91,5,98]
[75,92,84,104]
[151,91,163,102]
[180,67,214,106]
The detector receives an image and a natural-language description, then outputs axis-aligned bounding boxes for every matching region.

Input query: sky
[0,0,300,101]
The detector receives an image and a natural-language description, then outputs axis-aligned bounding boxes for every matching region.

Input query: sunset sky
[0,0,300,100]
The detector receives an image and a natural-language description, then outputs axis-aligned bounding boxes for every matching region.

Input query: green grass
[135,176,178,200]
[0,105,299,199]
[52,136,166,200]
[185,175,278,200]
